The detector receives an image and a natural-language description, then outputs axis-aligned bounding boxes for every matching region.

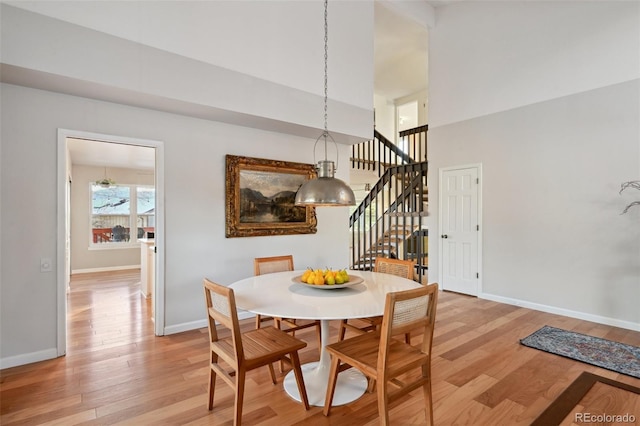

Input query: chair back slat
[393,295,428,326]
[203,278,244,362]
[374,257,415,281]
[254,255,294,275]
[212,292,232,319]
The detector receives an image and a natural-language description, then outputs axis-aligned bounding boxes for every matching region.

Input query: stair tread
[350,131,428,270]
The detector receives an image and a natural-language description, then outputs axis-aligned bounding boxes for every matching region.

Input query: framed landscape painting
[225,155,317,237]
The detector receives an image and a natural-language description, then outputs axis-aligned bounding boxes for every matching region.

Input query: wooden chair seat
[327,331,429,378]
[212,326,306,370]
[324,283,439,426]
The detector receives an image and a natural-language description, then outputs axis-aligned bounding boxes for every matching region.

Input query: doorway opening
[57,129,165,356]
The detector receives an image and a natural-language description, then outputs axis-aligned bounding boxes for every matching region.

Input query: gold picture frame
[225,155,317,238]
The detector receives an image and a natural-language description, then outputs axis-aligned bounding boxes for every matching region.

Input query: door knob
[441,234,448,239]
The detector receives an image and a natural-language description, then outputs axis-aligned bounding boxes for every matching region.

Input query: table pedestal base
[283,361,368,407]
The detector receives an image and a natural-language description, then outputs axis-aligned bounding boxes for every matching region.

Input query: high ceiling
[61,1,429,170]
[374,2,428,101]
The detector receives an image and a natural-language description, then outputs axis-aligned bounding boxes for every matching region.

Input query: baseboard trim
[479,292,640,332]
[164,319,208,335]
[162,311,255,335]
[0,348,58,370]
[72,265,140,274]
[237,310,255,321]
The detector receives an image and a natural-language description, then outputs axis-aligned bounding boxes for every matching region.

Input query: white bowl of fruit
[292,268,364,289]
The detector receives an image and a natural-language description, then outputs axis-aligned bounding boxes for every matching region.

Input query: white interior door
[439,165,481,296]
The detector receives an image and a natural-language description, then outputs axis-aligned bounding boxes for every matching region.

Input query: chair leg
[323,355,342,416]
[423,379,434,426]
[338,319,348,341]
[270,319,286,373]
[422,365,434,426]
[316,322,322,356]
[255,314,261,329]
[271,318,289,373]
[267,362,277,385]
[234,370,246,426]
[376,379,390,426]
[208,367,216,410]
[289,352,310,410]
[208,353,218,410]
[366,377,377,393]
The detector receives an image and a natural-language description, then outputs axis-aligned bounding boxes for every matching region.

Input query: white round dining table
[229,269,422,407]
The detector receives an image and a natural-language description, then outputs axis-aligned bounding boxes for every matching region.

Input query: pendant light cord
[323,0,329,161]
[324,0,328,134]
[311,0,338,167]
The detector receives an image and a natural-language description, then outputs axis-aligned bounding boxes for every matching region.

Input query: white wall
[396,89,428,128]
[1,83,356,366]
[429,1,640,127]
[374,93,396,140]
[6,0,373,109]
[428,1,640,329]
[0,1,374,367]
[1,3,373,144]
[70,165,155,272]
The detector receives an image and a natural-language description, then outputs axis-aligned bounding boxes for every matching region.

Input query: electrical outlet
[40,257,53,272]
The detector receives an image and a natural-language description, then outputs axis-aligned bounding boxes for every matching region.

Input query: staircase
[349,126,429,276]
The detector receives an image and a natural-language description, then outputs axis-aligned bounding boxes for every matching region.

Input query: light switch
[40,257,53,272]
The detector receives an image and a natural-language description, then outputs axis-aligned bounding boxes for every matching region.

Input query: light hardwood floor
[1,270,639,425]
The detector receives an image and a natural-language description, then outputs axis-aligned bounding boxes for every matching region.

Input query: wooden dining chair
[254,256,322,353]
[203,278,309,425]
[323,283,439,426]
[338,257,417,342]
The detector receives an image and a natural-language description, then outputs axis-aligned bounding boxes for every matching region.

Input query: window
[137,186,156,232]
[397,101,418,154]
[91,184,155,246]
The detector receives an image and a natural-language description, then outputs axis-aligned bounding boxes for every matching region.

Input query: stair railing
[349,162,428,270]
[351,130,413,175]
[349,125,429,277]
[350,162,428,273]
[399,124,428,163]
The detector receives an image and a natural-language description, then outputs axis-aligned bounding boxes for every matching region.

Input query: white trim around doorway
[57,129,166,356]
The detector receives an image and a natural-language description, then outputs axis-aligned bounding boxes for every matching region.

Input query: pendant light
[295,0,356,207]
[95,167,116,188]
